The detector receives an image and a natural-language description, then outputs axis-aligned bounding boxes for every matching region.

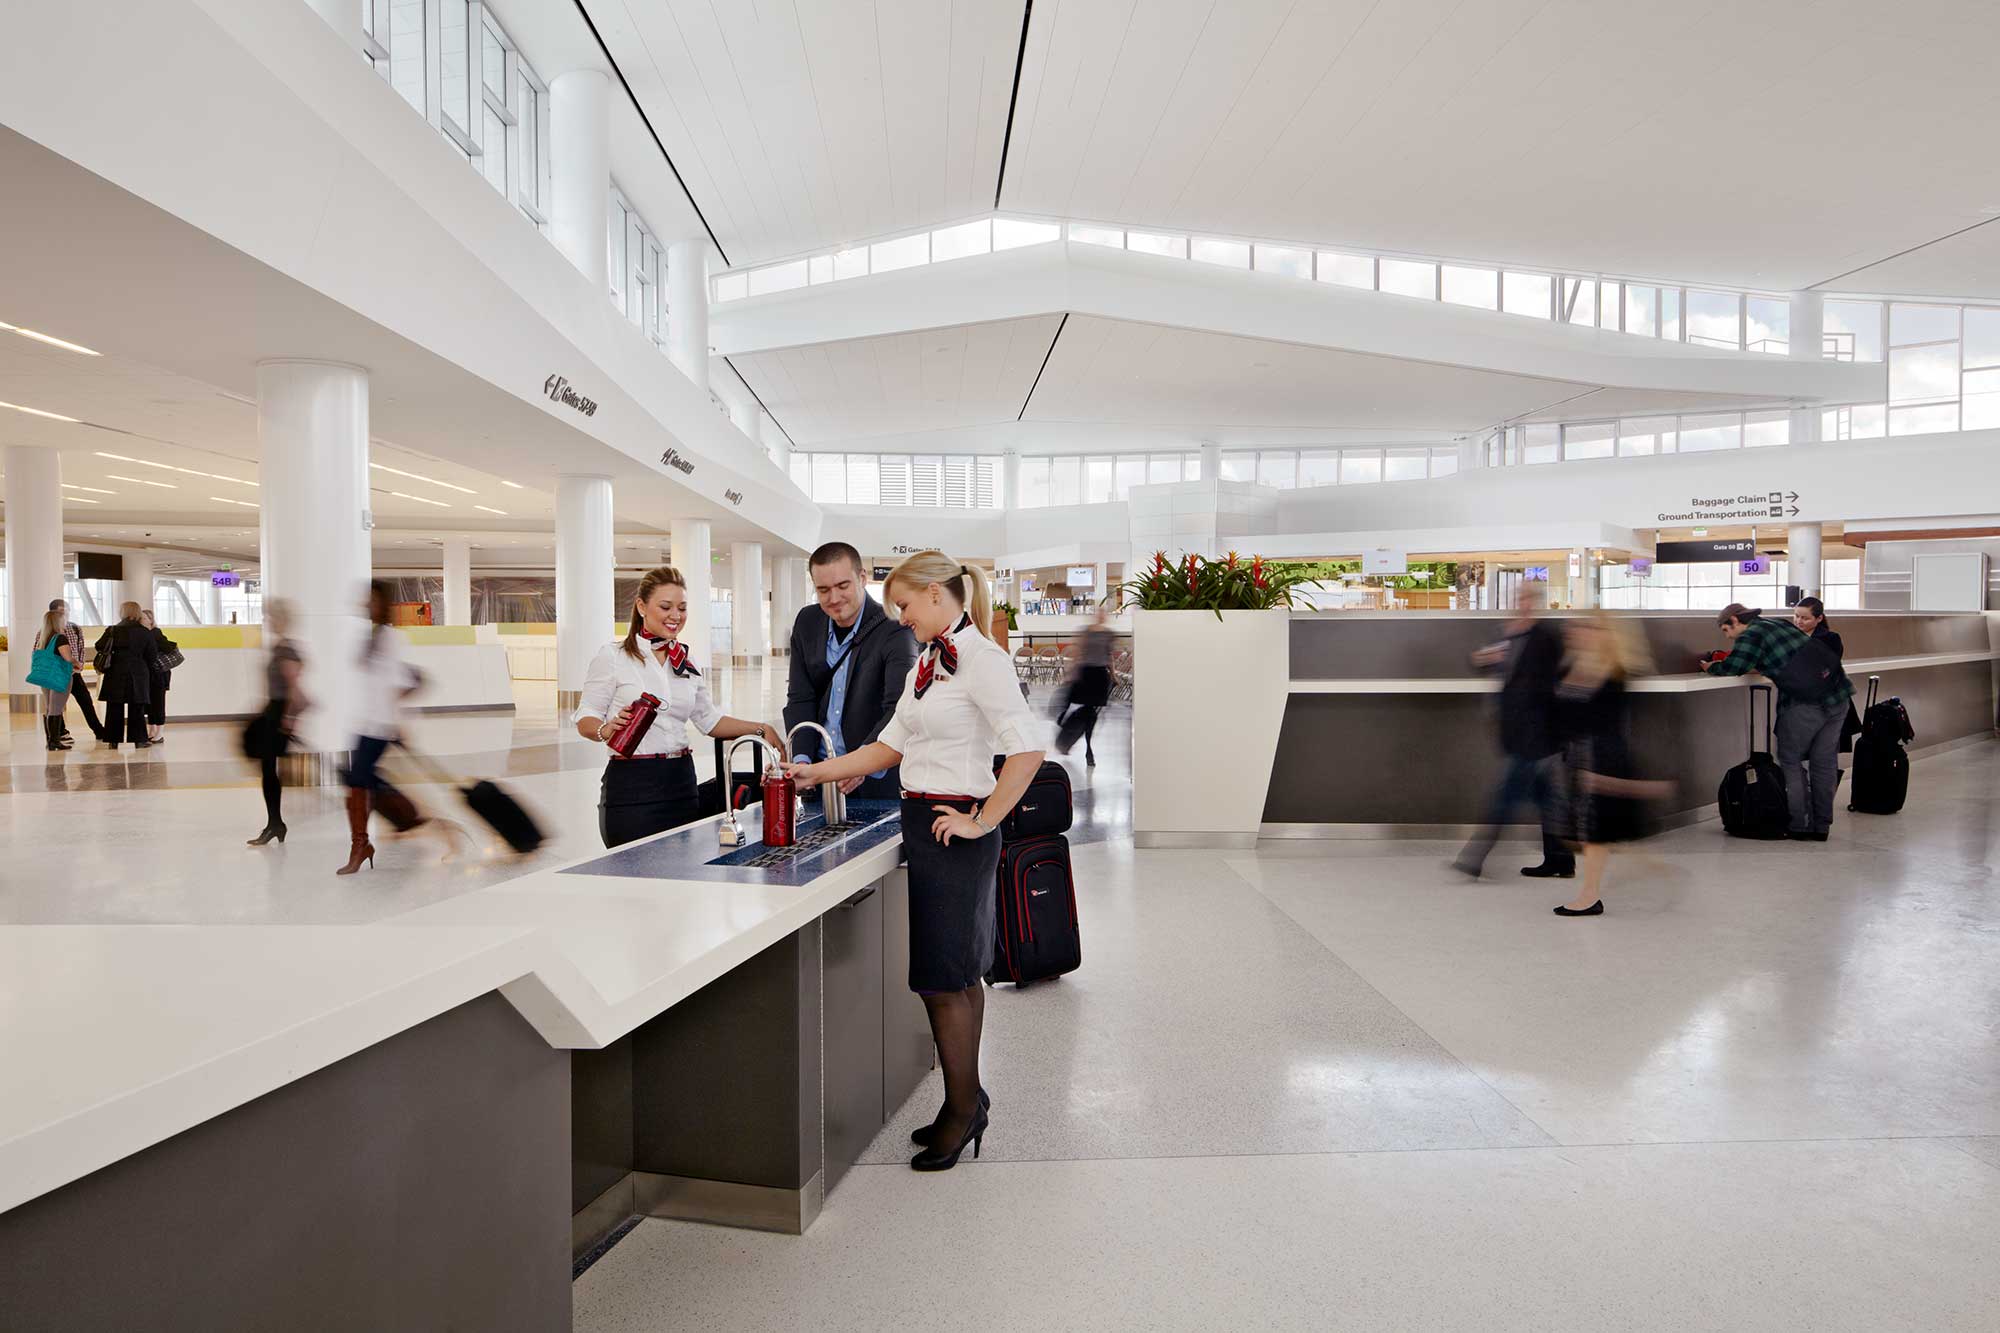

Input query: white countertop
[0,808,905,1216]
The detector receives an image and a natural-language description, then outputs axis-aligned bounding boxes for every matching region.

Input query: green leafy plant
[1118,551,1317,618]
[994,601,1020,631]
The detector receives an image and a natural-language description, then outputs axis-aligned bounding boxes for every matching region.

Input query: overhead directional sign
[1657,489,1802,524]
[1656,538,1757,563]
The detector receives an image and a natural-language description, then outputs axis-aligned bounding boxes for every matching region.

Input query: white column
[549,70,610,291]
[1569,549,1597,609]
[555,476,614,714]
[1198,442,1222,481]
[201,576,224,626]
[728,541,765,663]
[1003,450,1022,507]
[257,360,372,753]
[1789,522,1824,599]
[304,0,361,50]
[759,412,790,471]
[666,239,710,394]
[1789,290,1825,446]
[4,447,64,710]
[670,517,713,667]
[770,557,803,657]
[118,548,156,620]
[441,538,472,626]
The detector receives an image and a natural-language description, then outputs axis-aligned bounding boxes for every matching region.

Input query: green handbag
[27,639,73,691]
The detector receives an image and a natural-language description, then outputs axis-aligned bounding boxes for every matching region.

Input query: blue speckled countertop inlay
[560,799,905,887]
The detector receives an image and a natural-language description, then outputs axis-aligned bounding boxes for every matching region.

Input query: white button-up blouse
[574,639,723,756]
[877,620,1039,799]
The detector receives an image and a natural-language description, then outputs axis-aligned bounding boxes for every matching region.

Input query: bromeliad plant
[1118,551,1317,617]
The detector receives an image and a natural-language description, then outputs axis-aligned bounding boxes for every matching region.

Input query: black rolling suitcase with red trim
[987,834,1081,987]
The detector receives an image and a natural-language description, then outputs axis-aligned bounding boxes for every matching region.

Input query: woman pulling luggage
[787,551,1045,1171]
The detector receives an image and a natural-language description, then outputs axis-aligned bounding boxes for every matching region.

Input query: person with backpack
[1703,603,1854,842]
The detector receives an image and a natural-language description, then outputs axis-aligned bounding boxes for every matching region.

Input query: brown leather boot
[336,788,376,875]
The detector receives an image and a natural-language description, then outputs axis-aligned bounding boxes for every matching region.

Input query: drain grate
[736,822,864,868]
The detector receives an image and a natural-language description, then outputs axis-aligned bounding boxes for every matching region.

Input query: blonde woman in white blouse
[575,566,783,848]
[787,550,1044,1171]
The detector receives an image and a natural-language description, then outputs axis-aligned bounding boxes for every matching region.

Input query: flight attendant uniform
[877,614,1039,992]
[577,637,722,848]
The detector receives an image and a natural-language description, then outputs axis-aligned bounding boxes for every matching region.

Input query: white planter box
[1131,609,1292,848]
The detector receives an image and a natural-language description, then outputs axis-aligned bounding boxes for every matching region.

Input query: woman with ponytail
[576,566,784,848]
[786,551,1044,1172]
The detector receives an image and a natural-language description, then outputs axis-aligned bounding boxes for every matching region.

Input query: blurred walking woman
[575,566,783,848]
[1551,614,1668,917]
[339,580,457,874]
[94,602,158,750]
[787,551,1044,1171]
[247,599,308,847]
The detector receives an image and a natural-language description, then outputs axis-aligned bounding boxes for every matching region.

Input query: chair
[1034,645,1065,684]
[1013,644,1038,687]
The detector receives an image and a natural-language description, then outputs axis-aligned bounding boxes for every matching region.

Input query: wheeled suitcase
[1718,684,1789,839]
[991,757,1073,840]
[1848,676,1912,815]
[396,744,546,853]
[987,834,1081,986]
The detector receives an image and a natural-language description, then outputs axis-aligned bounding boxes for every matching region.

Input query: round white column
[1198,442,1222,481]
[1789,291,1825,446]
[717,367,759,437]
[201,576,224,626]
[1789,522,1824,599]
[729,541,765,663]
[770,557,803,657]
[4,447,65,710]
[669,517,714,667]
[441,537,472,626]
[1002,449,1022,507]
[555,476,614,715]
[257,360,372,755]
[759,412,790,471]
[666,240,710,394]
[549,70,610,291]
[116,548,156,620]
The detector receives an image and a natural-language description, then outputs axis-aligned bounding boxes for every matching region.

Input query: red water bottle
[762,765,797,846]
[607,692,661,757]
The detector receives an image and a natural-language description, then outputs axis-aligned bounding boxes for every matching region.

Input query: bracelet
[595,720,612,742]
[972,814,993,835]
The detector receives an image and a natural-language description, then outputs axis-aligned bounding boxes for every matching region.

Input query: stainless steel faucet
[718,736,767,847]
[784,721,848,826]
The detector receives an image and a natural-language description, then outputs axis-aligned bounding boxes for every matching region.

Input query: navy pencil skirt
[900,796,1002,993]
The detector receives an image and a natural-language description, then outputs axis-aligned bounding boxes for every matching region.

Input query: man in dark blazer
[783,542,918,800]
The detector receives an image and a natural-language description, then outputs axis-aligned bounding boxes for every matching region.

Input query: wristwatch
[972,812,993,836]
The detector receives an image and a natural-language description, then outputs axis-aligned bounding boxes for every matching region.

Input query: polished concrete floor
[5,676,1997,1329]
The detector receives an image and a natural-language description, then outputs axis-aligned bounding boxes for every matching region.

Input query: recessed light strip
[210,496,259,509]
[472,504,508,515]
[94,452,256,487]
[388,491,451,509]
[0,320,101,356]
[63,483,115,494]
[0,398,79,423]
[104,474,178,489]
[371,462,476,495]
[62,495,100,504]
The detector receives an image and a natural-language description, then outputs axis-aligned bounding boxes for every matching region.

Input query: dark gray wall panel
[0,993,570,1333]
[571,1037,633,1212]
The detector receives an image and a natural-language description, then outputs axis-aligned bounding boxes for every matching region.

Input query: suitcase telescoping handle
[1746,682,1776,756]
[1865,674,1880,712]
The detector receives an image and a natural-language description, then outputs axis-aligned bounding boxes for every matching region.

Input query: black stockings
[260,752,283,829]
[922,983,985,1142]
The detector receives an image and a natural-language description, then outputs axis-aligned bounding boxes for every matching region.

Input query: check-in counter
[0,795,929,1330]
[1262,611,1997,835]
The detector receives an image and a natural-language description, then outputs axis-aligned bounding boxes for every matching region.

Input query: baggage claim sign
[1657,489,1802,524]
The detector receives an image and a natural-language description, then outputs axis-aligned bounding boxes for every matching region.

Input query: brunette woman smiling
[787,550,1045,1171]
[576,566,784,848]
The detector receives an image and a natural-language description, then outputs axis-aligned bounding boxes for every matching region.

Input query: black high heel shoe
[248,824,288,847]
[911,1108,987,1172]
[912,1087,991,1145]
[1552,900,1603,916]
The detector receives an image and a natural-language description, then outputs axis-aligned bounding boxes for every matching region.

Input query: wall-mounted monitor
[76,552,124,581]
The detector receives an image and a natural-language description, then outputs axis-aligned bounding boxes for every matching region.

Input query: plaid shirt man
[1705,616,1855,707]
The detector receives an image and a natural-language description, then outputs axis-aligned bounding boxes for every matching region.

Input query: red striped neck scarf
[912,613,973,699]
[640,630,700,678]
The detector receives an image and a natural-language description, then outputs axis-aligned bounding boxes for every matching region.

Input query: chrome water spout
[718,736,765,847]
[785,721,848,825]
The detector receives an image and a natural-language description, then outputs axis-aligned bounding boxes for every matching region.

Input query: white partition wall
[257,360,371,752]
[4,447,64,710]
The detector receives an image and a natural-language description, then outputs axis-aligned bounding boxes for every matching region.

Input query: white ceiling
[1829,219,2000,301]
[582,0,1025,267]
[727,314,1061,444]
[612,0,2000,293]
[733,312,1780,444]
[999,0,2000,292]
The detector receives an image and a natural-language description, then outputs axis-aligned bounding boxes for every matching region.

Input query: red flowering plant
[1117,550,1316,617]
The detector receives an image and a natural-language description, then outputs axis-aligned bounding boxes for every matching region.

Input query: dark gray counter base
[570,869,933,1254]
[0,993,571,1333]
